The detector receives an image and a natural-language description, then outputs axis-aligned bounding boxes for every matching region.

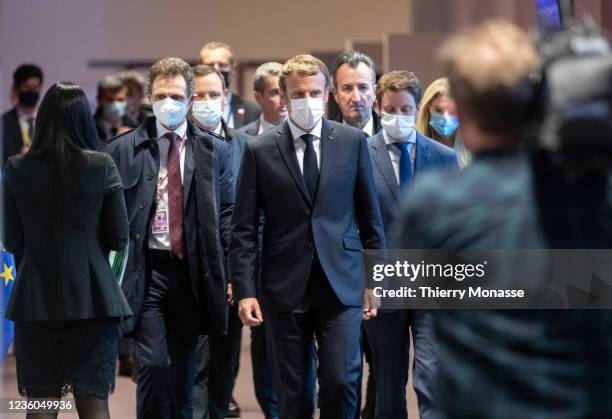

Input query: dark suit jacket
[3,151,132,321]
[106,116,234,335]
[368,131,458,246]
[94,109,134,142]
[229,119,386,311]
[237,118,260,137]
[229,94,260,129]
[1,108,24,165]
[191,118,249,178]
[334,110,382,137]
[391,150,612,418]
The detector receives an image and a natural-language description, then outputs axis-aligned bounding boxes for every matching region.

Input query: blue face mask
[104,100,127,123]
[429,112,459,138]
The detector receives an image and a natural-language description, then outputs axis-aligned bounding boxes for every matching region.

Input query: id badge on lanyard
[152,172,169,234]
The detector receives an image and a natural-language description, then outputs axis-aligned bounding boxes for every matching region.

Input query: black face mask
[19,90,40,107]
[220,71,231,89]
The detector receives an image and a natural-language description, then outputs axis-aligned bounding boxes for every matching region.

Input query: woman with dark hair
[3,81,132,419]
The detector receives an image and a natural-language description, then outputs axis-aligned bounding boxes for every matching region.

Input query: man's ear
[253,91,262,104]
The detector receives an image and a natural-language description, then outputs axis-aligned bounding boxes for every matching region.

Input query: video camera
[527,0,612,174]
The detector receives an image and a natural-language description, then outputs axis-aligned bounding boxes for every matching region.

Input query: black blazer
[1,108,24,165]
[3,151,132,321]
[107,117,234,335]
[237,118,259,137]
[230,94,260,129]
[229,119,386,311]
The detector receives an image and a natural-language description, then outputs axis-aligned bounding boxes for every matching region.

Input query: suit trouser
[193,305,243,419]
[135,250,198,419]
[364,309,439,419]
[265,258,362,419]
[251,324,279,418]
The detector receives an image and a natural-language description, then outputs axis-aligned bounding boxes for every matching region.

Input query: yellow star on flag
[1,263,15,286]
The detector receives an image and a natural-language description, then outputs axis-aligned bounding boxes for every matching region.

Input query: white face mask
[153,97,188,128]
[289,98,325,131]
[381,112,416,140]
[192,99,223,130]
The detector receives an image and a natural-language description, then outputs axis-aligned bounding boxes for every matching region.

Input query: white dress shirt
[17,108,36,146]
[224,93,234,128]
[258,115,281,135]
[382,128,416,184]
[342,114,374,137]
[287,117,322,173]
[213,121,224,137]
[149,119,188,251]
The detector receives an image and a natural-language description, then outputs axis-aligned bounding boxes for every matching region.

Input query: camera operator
[391,20,612,418]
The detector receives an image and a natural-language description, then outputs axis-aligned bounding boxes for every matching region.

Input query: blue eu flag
[0,250,16,358]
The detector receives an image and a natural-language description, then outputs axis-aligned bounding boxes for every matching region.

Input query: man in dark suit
[200,41,260,130]
[118,69,154,127]
[94,74,132,142]
[330,50,381,419]
[393,21,612,418]
[365,70,458,419]
[237,61,291,419]
[229,54,386,419]
[107,57,234,419]
[1,64,43,164]
[331,51,381,138]
[188,63,248,419]
[238,62,287,138]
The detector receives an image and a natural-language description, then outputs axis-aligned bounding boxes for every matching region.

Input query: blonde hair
[279,54,330,93]
[438,20,539,135]
[416,78,451,138]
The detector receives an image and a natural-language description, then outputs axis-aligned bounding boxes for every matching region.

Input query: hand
[20,146,29,155]
[226,283,234,304]
[362,288,380,321]
[238,298,263,326]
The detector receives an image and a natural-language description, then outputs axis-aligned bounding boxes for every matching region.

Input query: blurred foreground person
[416,78,471,167]
[3,82,132,419]
[392,20,612,419]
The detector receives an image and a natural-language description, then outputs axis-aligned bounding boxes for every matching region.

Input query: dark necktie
[392,141,413,187]
[301,134,319,201]
[165,132,185,259]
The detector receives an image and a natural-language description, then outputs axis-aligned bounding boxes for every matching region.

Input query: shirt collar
[342,114,373,136]
[259,115,283,134]
[213,121,224,137]
[156,119,188,141]
[17,107,36,121]
[287,117,323,141]
[383,127,416,146]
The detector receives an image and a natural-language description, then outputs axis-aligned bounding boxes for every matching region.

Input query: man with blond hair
[229,54,385,419]
[200,41,260,129]
[393,20,612,418]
